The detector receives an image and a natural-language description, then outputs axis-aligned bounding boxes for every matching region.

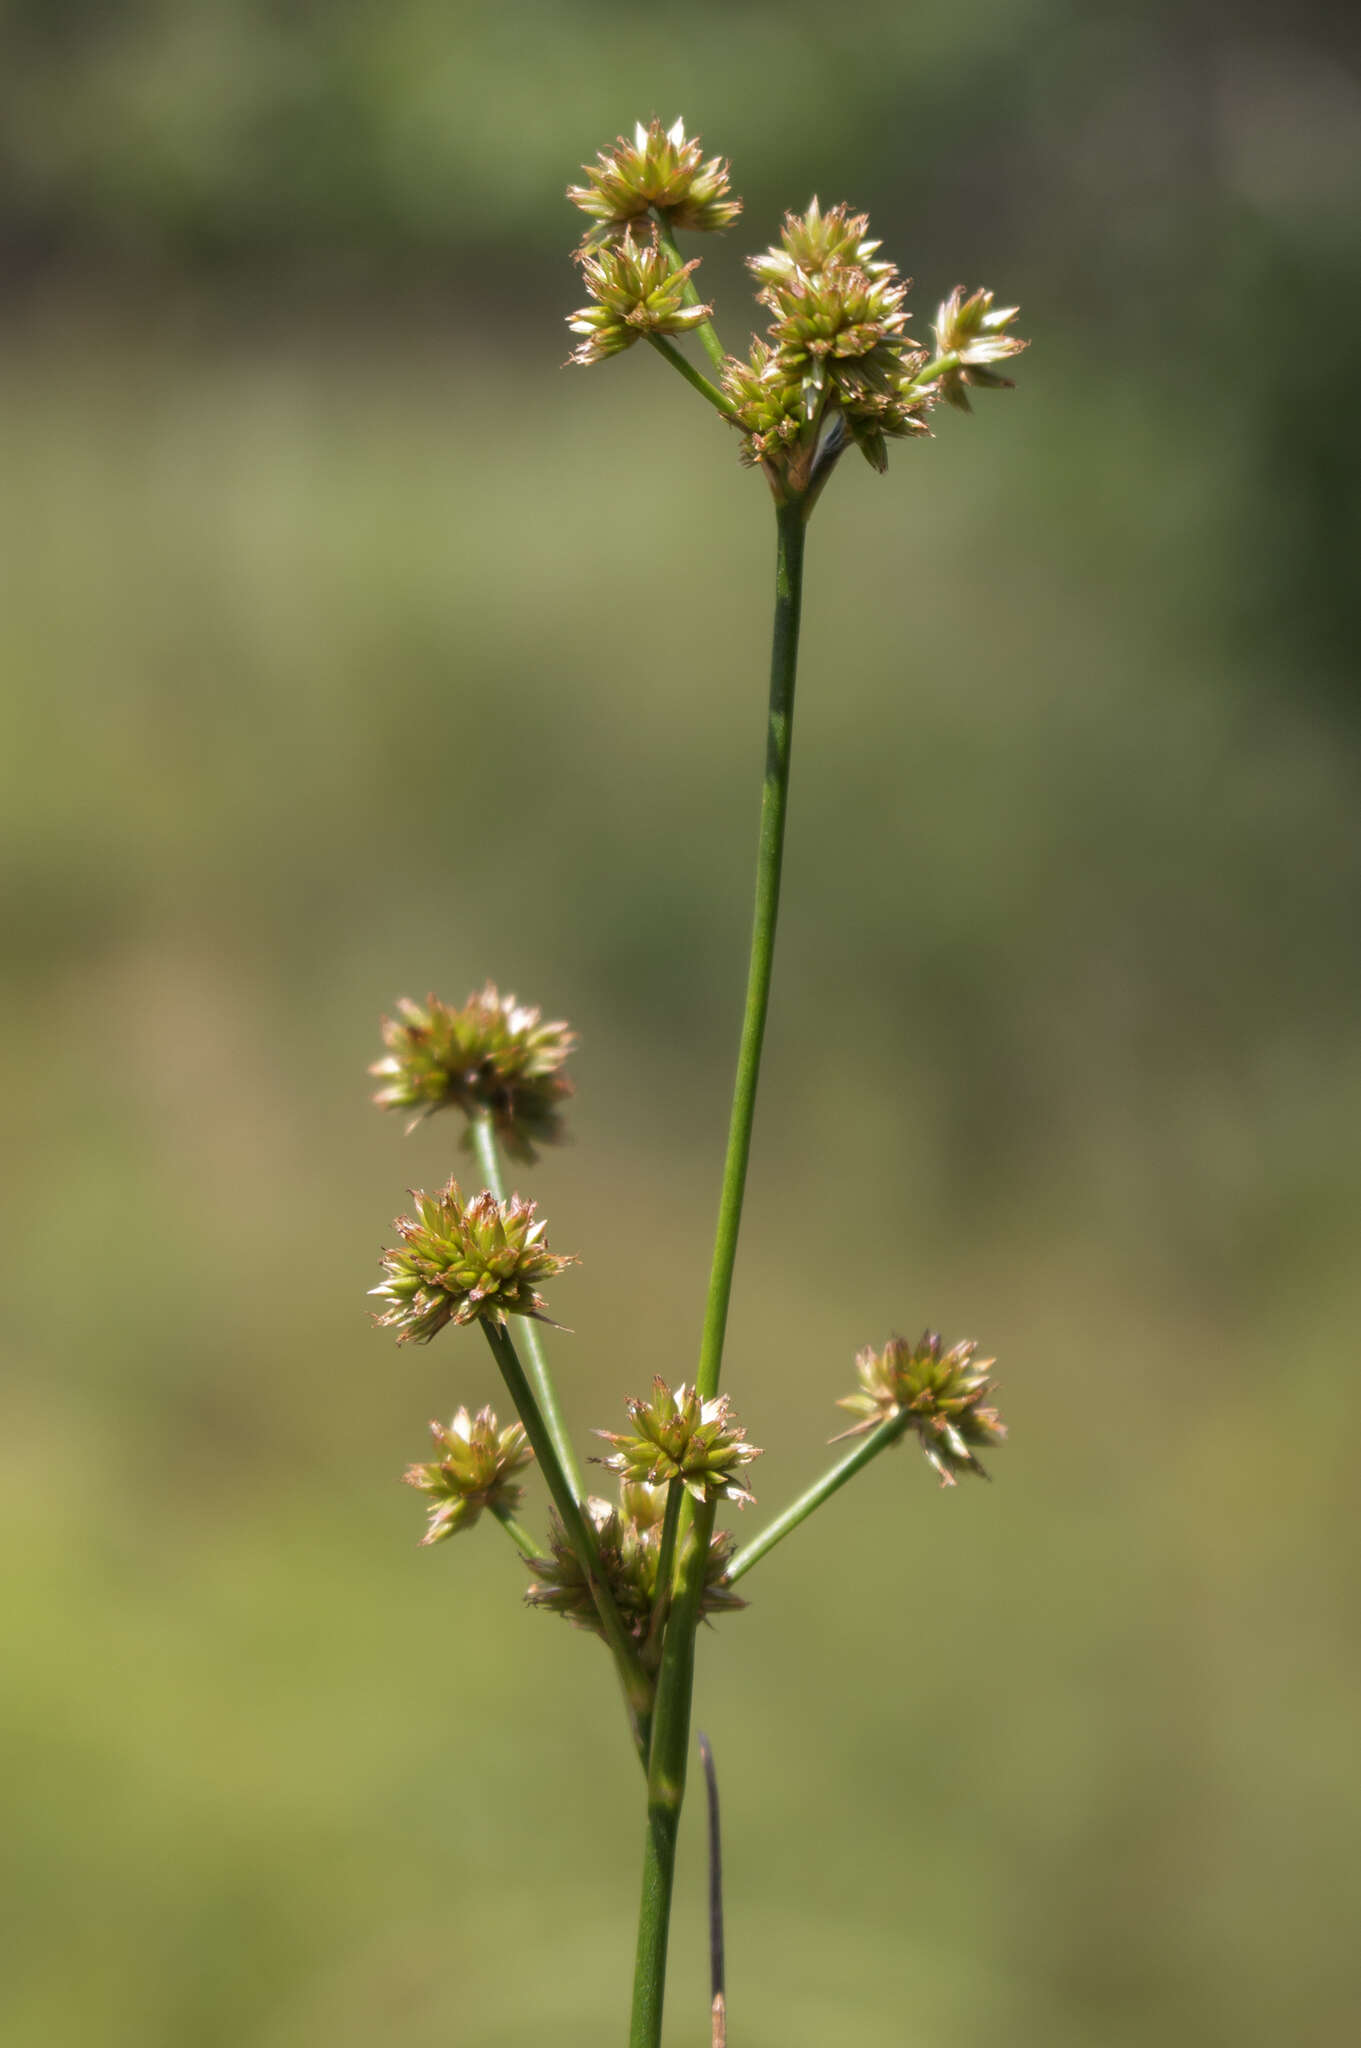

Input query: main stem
[696,498,806,1404]
[628,497,808,2047]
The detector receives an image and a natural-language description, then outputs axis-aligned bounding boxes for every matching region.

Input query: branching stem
[723,1407,922,1585]
[480,1317,653,1763]
[645,332,735,416]
[489,1502,544,1564]
[469,1112,583,1500]
[651,211,728,375]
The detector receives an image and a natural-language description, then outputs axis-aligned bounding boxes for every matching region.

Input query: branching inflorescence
[366,116,1023,2048]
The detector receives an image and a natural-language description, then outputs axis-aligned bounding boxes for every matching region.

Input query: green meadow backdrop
[3,3,1360,2043]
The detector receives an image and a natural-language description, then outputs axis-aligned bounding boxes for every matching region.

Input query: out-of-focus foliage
[2,3,1360,2045]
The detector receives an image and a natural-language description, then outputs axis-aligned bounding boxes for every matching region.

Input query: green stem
[629,1500,716,2048]
[629,498,809,2045]
[651,212,728,375]
[469,1111,584,1501]
[645,333,735,417]
[904,349,960,396]
[480,1318,653,1762]
[723,1409,921,1586]
[489,1502,544,1564]
[640,1479,684,1672]
[696,497,806,1403]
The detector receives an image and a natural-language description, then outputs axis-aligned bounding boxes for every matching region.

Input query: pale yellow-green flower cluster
[567,118,741,245]
[371,984,574,1162]
[371,1179,573,1342]
[403,1406,532,1545]
[835,1330,1007,1485]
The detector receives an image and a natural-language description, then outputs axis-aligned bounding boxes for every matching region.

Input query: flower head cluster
[595,1379,760,1506]
[525,1482,745,1643]
[371,985,575,1162]
[568,228,713,367]
[371,1180,573,1342]
[931,287,1027,412]
[725,198,934,485]
[723,199,1026,492]
[835,1330,1007,1485]
[567,118,741,245]
[403,1406,532,1545]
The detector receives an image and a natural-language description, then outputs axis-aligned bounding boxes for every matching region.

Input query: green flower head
[931,287,1027,412]
[567,118,741,245]
[371,1180,574,1342]
[403,1405,533,1546]
[568,228,714,367]
[596,1379,760,1506]
[834,1330,1007,1485]
[371,985,575,1163]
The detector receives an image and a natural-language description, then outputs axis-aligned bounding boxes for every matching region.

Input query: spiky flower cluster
[724,198,935,485]
[403,1406,533,1545]
[723,198,1027,490]
[835,1331,1007,1485]
[596,1379,760,1506]
[372,1180,573,1342]
[932,287,1026,412]
[371,985,575,1163]
[567,118,741,245]
[568,229,714,366]
[525,1482,746,1644]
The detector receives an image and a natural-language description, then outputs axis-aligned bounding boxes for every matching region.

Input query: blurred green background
[3,3,1360,2043]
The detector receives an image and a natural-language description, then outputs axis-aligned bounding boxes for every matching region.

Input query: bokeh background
[4,3,1360,2043]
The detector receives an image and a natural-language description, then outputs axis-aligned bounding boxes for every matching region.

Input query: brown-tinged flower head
[567,118,741,245]
[595,1378,760,1506]
[723,339,807,470]
[402,1406,532,1546]
[726,197,936,487]
[747,197,896,292]
[371,1179,573,1342]
[930,287,1028,412]
[834,1330,1007,1485]
[371,985,575,1163]
[727,200,1025,492]
[755,217,912,420]
[567,227,714,367]
[524,1482,746,1643]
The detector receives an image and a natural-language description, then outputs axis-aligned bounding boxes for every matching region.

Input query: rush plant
[368,120,1024,2045]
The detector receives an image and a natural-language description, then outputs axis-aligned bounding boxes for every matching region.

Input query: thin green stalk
[489,1502,544,1564]
[723,1408,922,1585]
[696,498,806,1402]
[629,1500,716,2048]
[480,1318,654,1762]
[651,212,728,375]
[904,349,960,396]
[629,496,809,2046]
[645,333,735,417]
[469,1111,584,1501]
[640,1479,684,1671]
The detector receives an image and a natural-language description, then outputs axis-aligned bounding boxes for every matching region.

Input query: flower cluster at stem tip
[372,984,574,1163]
[371,1178,573,1341]
[596,1378,761,1507]
[835,1330,1007,1485]
[403,1406,532,1545]
[566,118,1027,502]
